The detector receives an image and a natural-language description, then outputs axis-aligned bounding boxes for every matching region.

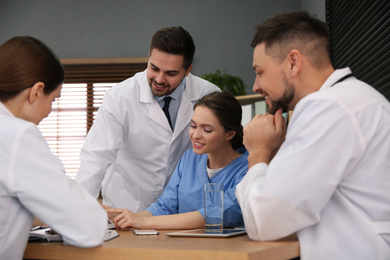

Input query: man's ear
[287,49,302,77]
[28,82,45,103]
[185,64,193,77]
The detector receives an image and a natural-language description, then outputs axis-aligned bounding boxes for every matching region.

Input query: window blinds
[326,0,390,100]
[38,58,148,178]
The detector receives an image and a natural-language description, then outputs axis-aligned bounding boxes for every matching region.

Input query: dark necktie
[163,96,173,130]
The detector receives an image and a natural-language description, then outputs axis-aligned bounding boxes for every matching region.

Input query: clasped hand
[243,109,286,167]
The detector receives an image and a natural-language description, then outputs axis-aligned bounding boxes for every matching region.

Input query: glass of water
[204,183,223,232]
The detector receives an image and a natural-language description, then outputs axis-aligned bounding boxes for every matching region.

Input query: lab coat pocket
[102,171,141,212]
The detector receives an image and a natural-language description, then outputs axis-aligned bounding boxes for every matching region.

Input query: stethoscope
[331,73,354,87]
[285,73,354,127]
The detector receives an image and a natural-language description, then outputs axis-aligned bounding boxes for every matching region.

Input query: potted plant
[200,70,246,96]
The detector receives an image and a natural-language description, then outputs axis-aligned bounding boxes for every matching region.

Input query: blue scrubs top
[147,148,248,227]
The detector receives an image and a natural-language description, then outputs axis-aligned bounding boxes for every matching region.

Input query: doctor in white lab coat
[0,36,107,260]
[76,27,220,212]
[236,11,390,260]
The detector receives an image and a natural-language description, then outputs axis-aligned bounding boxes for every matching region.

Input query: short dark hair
[194,91,244,150]
[0,36,64,101]
[251,10,330,68]
[150,26,195,70]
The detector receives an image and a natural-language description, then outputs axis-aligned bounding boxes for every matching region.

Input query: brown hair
[0,36,64,102]
[251,10,330,68]
[150,26,195,70]
[194,91,244,150]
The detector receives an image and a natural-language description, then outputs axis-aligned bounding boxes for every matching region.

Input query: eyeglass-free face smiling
[147,49,192,97]
[189,106,235,157]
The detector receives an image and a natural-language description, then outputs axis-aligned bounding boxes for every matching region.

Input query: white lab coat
[0,103,107,260]
[236,68,390,260]
[76,70,220,212]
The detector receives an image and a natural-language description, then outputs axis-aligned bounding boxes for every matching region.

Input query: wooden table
[24,230,299,260]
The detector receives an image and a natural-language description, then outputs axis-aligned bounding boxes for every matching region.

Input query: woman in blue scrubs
[106,91,248,230]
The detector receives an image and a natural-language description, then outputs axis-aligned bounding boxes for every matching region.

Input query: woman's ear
[226,130,236,141]
[28,82,45,103]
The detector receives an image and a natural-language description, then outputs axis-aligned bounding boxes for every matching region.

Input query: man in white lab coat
[236,11,390,260]
[76,26,220,212]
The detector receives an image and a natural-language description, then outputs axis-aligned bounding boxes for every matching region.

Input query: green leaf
[200,70,246,96]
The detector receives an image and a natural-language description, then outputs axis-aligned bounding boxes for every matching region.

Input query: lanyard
[331,73,353,87]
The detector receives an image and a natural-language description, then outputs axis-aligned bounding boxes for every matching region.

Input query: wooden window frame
[61,57,149,132]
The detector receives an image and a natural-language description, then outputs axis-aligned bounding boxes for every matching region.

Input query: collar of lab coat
[319,67,353,91]
[0,102,14,117]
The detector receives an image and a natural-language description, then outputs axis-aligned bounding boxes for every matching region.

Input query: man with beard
[236,11,390,260]
[76,26,219,212]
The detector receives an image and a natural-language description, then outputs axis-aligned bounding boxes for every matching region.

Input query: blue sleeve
[220,151,249,227]
[222,168,247,227]
[147,156,184,216]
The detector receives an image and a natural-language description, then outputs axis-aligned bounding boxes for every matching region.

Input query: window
[38,58,148,178]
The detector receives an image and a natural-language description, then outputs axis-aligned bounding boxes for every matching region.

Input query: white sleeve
[12,125,107,247]
[236,163,268,208]
[236,163,271,240]
[237,97,365,241]
[76,91,125,198]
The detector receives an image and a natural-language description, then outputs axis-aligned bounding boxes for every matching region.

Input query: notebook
[104,230,119,241]
[29,227,62,242]
[107,218,116,229]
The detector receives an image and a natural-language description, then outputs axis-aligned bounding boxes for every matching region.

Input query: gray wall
[301,0,325,21]
[0,0,324,94]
